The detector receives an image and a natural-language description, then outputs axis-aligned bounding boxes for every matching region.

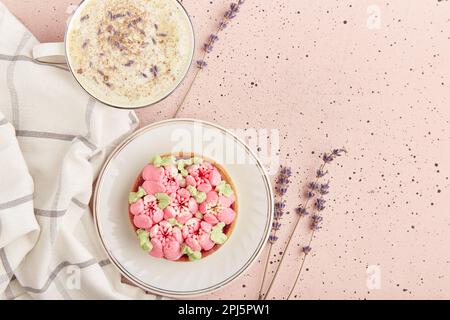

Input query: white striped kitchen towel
[0,2,156,299]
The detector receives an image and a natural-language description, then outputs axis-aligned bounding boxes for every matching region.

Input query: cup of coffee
[33,0,195,109]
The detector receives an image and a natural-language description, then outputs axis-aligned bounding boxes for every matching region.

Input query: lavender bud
[224,10,237,19]
[268,234,278,244]
[308,182,319,190]
[230,3,240,12]
[311,214,323,230]
[238,0,245,4]
[218,21,228,30]
[322,153,334,163]
[272,221,281,231]
[302,246,312,254]
[277,177,289,185]
[295,206,309,216]
[319,183,330,195]
[306,190,315,198]
[273,208,284,219]
[316,169,328,178]
[280,167,292,177]
[208,34,219,43]
[332,148,347,156]
[322,148,347,163]
[150,65,158,77]
[274,201,286,209]
[203,43,214,53]
[315,197,326,211]
[275,186,288,196]
[196,60,207,69]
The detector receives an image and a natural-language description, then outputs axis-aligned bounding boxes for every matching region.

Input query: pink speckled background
[3,0,450,299]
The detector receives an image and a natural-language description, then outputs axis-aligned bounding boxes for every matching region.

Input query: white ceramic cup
[32,0,195,109]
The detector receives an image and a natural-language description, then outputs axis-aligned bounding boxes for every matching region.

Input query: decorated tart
[128,154,237,261]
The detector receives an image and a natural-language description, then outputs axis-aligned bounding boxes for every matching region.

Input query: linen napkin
[0,2,155,299]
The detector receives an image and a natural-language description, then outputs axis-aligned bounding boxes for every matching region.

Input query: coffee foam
[66,0,194,108]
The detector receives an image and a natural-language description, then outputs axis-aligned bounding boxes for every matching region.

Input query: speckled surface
[3,0,450,299]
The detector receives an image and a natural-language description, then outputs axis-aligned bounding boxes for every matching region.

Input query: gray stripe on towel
[0,249,13,279]
[34,208,67,218]
[16,130,76,141]
[15,130,97,150]
[0,194,33,210]
[71,197,88,210]
[7,32,31,129]
[22,259,97,294]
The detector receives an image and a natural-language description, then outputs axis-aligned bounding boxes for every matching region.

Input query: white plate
[93,119,273,297]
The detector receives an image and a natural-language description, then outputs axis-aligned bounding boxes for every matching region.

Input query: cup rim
[64,0,196,110]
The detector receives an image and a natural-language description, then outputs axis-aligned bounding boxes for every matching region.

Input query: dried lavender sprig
[258,165,292,299]
[286,152,347,300]
[173,1,245,117]
[201,1,245,58]
[263,148,347,300]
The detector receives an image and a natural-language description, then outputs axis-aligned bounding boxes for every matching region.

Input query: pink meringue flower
[163,188,198,224]
[198,191,236,225]
[182,218,215,252]
[161,166,180,194]
[186,162,222,187]
[131,195,164,229]
[149,221,183,260]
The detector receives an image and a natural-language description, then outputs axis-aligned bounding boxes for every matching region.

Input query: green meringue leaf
[191,156,203,164]
[128,186,147,204]
[137,229,152,252]
[187,185,198,196]
[182,244,202,261]
[167,218,183,228]
[153,155,175,167]
[195,191,206,204]
[215,181,233,197]
[155,192,171,209]
[187,185,206,203]
[210,222,228,244]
